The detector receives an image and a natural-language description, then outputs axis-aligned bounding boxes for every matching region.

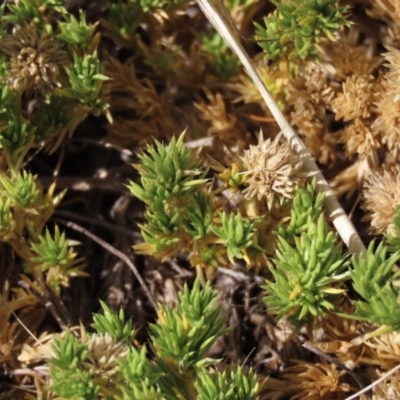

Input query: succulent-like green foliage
[150,279,230,378]
[129,132,207,206]
[48,279,261,399]
[30,225,86,293]
[212,211,261,265]
[385,206,400,251]
[195,366,262,400]
[92,300,136,343]
[64,51,109,112]
[49,331,99,399]
[57,10,97,50]
[0,170,42,210]
[0,196,13,234]
[349,241,400,332]
[0,88,36,167]
[3,0,66,26]
[202,33,240,81]
[264,215,349,326]
[276,179,325,239]
[128,132,210,256]
[117,347,163,400]
[180,192,213,241]
[255,0,350,62]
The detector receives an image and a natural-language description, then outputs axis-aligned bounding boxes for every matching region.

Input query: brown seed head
[0,25,69,95]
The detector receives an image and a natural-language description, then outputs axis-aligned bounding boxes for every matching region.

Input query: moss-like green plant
[30,225,87,294]
[48,278,263,399]
[349,241,400,334]
[264,212,349,327]
[202,33,240,81]
[212,211,261,265]
[255,0,350,62]
[275,178,325,239]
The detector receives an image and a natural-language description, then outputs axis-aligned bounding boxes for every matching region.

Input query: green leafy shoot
[212,212,261,265]
[128,132,207,207]
[57,9,97,50]
[0,196,13,234]
[92,300,135,344]
[117,347,163,400]
[348,241,400,333]
[385,206,400,252]
[0,170,42,210]
[264,215,349,326]
[63,51,109,111]
[275,178,325,240]
[195,366,263,400]
[49,331,99,400]
[255,0,351,63]
[150,278,230,374]
[202,33,240,81]
[3,0,67,26]
[30,225,87,293]
[0,89,36,167]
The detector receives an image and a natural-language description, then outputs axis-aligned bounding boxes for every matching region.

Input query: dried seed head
[82,334,128,381]
[0,25,69,95]
[240,131,303,210]
[362,166,400,234]
[331,75,375,122]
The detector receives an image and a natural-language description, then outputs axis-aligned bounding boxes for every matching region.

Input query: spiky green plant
[349,241,400,334]
[264,214,349,327]
[48,278,263,399]
[255,0,351,62]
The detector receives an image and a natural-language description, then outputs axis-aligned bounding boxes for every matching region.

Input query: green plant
[202,33,240,81]
[348,241,400,334]
[255,0,350,63]
[48,278,263,399]
[30,225,87,294]
[264,188,350,327]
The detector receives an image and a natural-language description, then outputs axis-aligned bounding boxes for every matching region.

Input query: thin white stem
[196,0,366,255]
[344,363,400,400]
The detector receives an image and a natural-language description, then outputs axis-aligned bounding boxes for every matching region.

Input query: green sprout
[63,51,109,112]
[48,279,261,399]
[264,215,349,326]
[255,0,351,62]
[92,300,135,344]
[0,170,42,210]
[57,10,97,50]
[349,241,400,333]
[202,33,240,81]
[30,225,86,293]
[212,212,261,265]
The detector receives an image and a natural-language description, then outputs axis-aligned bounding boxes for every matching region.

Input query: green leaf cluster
[212,211,261,264]
[349,241,400,333]
[276,178,325,239]
[128,132,265,269]
[255,0,351,62]
[30,225,86,294]
[202,33,240,81]
[264,182,349,326]
[48,278,262,400]
[128,132,209,255]
[64,51,109,112]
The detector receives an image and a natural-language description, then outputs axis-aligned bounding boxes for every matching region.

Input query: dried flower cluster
[240,132,303,210]
[0,25,69,95]
[362,166,400,234]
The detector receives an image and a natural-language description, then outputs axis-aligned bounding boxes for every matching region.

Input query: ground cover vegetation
[1,0,400,399]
